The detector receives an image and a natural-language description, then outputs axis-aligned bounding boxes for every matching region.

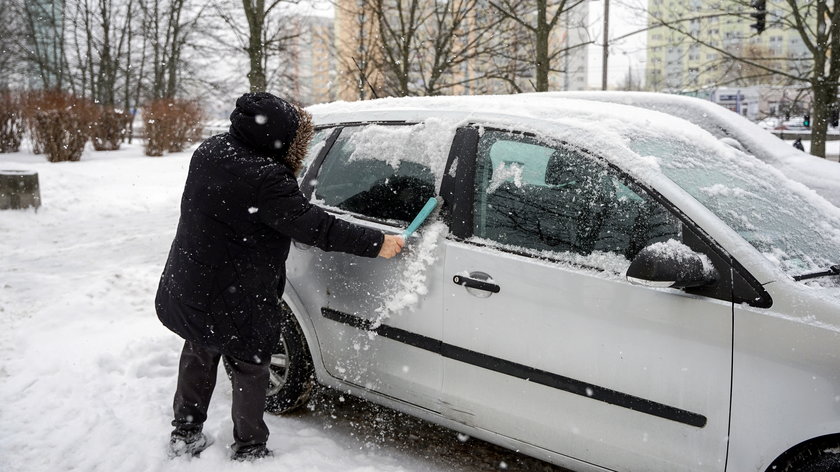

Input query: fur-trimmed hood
[229,92,313,174]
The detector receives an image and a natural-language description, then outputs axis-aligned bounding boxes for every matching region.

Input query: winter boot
[168,430,213,458]
[230,443,273,461]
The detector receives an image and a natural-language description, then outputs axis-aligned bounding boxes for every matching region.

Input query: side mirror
[626,241,717,289]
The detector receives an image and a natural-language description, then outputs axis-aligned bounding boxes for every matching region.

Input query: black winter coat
[156,133,384,362]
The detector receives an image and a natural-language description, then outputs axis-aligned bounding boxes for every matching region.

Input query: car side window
[313,125,436,224]
[473,130,681,265]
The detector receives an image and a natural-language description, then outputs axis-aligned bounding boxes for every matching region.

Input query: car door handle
[453,275,501,293]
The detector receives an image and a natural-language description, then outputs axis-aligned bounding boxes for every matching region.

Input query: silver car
[257,95,840,472]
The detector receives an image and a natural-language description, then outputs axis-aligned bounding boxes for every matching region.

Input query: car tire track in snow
[298,387,571,472]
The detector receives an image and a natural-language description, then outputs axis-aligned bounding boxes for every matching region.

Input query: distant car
[252,95,840,472]
[537,91,840,207]
[757,117,782,130]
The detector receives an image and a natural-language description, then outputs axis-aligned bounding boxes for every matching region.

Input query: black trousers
[172,340,271,450]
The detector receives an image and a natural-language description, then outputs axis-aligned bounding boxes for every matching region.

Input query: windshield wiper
[793,264,840,281]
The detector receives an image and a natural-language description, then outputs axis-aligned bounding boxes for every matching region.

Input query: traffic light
[832,109,839,128]
[750,0,766,34]
[804,114,810,127]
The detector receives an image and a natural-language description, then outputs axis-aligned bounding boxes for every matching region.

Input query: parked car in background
[254,95,840,472]
[538,91,840,207]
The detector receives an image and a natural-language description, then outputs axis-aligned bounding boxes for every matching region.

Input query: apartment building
[645,0,809,92]
[288,15,338,106]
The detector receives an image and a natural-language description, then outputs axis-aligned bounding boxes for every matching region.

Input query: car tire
[223,302,315,415]
[774,442,840,472]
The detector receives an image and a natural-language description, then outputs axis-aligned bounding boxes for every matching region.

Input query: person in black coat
[155,92,404,460]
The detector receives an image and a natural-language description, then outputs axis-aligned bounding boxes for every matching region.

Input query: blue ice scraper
[402,196,441,239]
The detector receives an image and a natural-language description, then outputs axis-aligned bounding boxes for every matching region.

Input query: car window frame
[299,125,341,198]
[441,124,772,308]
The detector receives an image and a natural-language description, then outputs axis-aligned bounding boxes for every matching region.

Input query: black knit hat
[229,92,300,160]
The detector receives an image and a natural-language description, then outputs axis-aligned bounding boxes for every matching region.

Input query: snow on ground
[783,139,840,161]
[0,143,554,472]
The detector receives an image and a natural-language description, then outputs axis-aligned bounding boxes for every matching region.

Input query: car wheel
[774,443,840,472]
[223,303,315,415]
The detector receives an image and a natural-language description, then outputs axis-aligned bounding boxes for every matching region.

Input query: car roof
[540,91,737,136]
[308,94,690,133]
[306,95,728,168]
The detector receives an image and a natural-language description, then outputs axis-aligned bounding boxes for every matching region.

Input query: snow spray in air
[372,196,444,329]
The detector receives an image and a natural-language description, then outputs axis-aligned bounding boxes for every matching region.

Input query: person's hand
[378,234,404,259]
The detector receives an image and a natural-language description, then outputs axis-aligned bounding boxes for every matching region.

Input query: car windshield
[627,135,840,277]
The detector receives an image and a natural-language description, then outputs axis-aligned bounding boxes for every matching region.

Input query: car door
[440,128,732,471]
[291,122,449,412]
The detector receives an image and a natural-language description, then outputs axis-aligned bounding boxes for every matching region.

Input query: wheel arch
[281,284,327,382]
[764,433,840,472]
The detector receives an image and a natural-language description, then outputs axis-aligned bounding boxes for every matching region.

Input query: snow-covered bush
[0,90,24,153]
[91,108,131,151]
[26,91,96,162]
[143,99,203,157]
[33,110,90,162]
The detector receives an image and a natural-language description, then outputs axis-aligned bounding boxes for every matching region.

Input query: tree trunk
[810,80,832,158]
[0,170,41,210]
[244,0,267,92]
[535,0,549,91]
[246,35,267,92]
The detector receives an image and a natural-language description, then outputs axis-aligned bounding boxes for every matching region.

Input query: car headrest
[545,149,579,186]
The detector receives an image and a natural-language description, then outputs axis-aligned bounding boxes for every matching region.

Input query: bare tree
[784,0,840,158]
[641,0,840,158]
[0,1,28,89]
[489,0,591,92]
[332,0,383,100]
[368,0,503,96]
[140,0,207,99]
[469,16,534,93]
[212,1,301,93]
[369,0,424,96]
[67,0,136,106]
[19,0,72,90]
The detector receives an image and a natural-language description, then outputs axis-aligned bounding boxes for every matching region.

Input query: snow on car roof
[308,94,723,179]
[308,94,714,145]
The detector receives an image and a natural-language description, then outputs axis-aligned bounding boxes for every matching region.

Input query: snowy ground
[0,143,565,472]
[783,139,840,161]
